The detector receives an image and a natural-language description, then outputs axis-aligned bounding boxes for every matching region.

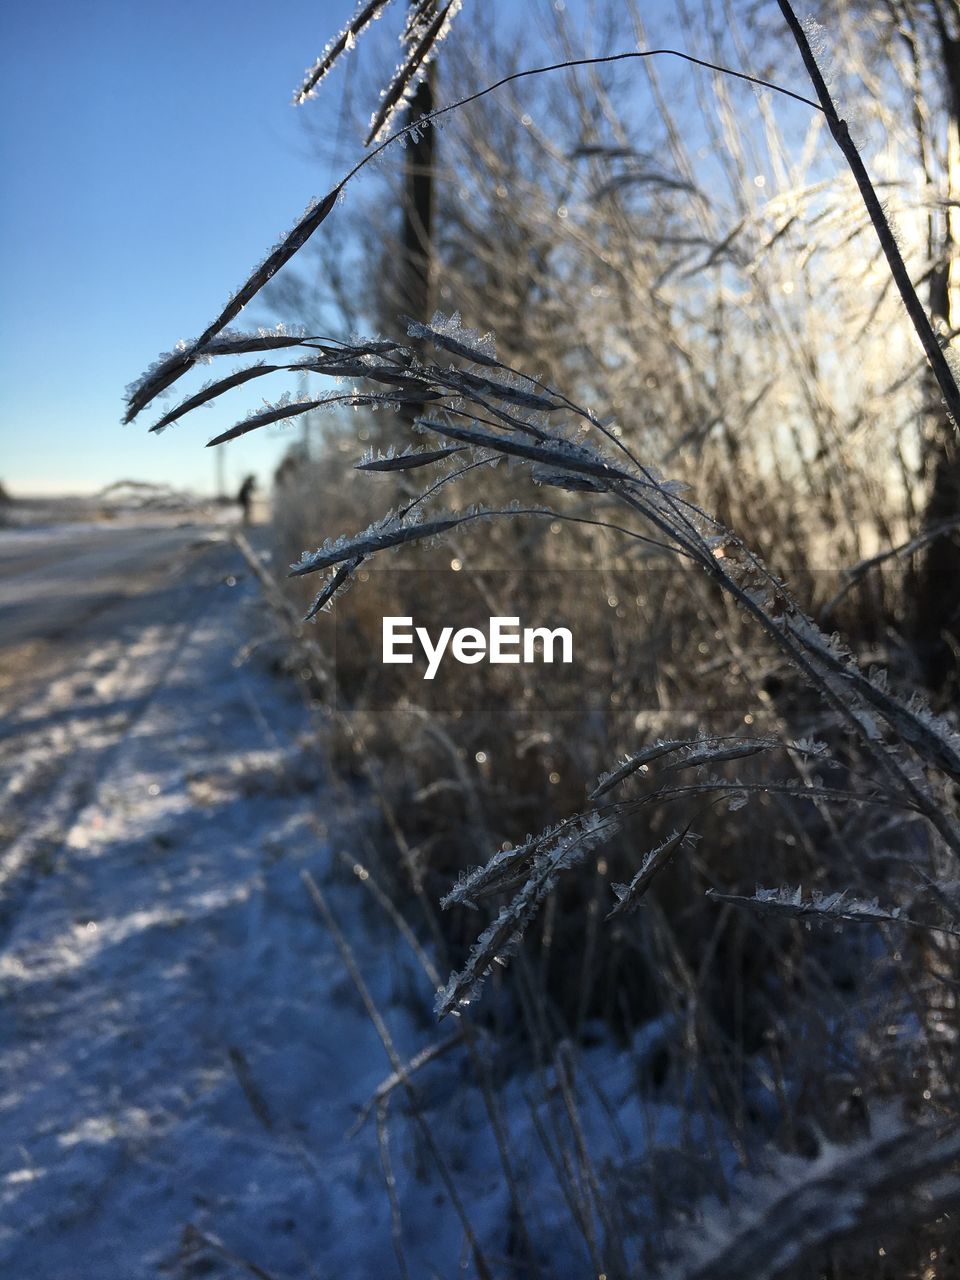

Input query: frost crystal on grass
[149,363,284,434]
[355,444,464,472]
[200,327,307,357]
[407,310,498,366]
[206,394,326,448]
[607,827,695,918]
[419,419,635,484]
[304,557,363,621]
[531,467,607,493]
[290,507,492,578]
[294,0,393,104]
[191,190,341,357]
[441,825,557,910]
[590,737,768,800]
[668,738,777,772]
[365,0,464,145]
[669,1113,960,1280]
[707,884,905,928]
[124,345,198,424]
[437,812,618,1016]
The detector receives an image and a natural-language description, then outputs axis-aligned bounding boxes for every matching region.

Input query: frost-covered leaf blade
[406,311,498,367]
[294,0,394,105]
[607,826,694,918]
[356,445,465,472]
[149,364,284,434]
[590,739,698,800]
[365,0,463,145]
[437,812,618,1016]
[206,397,327,447]
[195,190,342,354]
[304,556,364,621]
[290,511,487,578]
[707,884,908,928]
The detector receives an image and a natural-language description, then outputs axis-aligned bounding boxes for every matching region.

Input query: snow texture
[0,518,696,1278]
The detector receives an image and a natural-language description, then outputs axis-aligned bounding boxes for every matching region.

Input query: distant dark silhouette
[237,474,257,525]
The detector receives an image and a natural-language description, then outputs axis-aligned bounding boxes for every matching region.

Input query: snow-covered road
[0,518,690,1278]
[0,520,446,1278]
[0,521,215,649]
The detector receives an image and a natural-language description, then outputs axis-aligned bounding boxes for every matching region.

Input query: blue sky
[0,0,815,497]
[1,0,612,498]
[0,0,370,496]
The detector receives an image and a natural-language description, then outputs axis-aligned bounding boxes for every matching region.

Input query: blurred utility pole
[215,445,226,500]
[401,4,435,326]
[298,372,313,461]
[398,0,436,431]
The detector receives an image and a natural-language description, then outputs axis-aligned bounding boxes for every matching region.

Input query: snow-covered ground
[0,517,698,1278]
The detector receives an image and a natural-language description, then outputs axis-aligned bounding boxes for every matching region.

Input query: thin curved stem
[777,0,960,426]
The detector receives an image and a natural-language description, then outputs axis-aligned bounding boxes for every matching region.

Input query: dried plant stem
[375,1100,410,1280]
[301,870,493,1280]
[338,854,542,1279]
[777,0,960,426]
[349,1031,465,1137]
